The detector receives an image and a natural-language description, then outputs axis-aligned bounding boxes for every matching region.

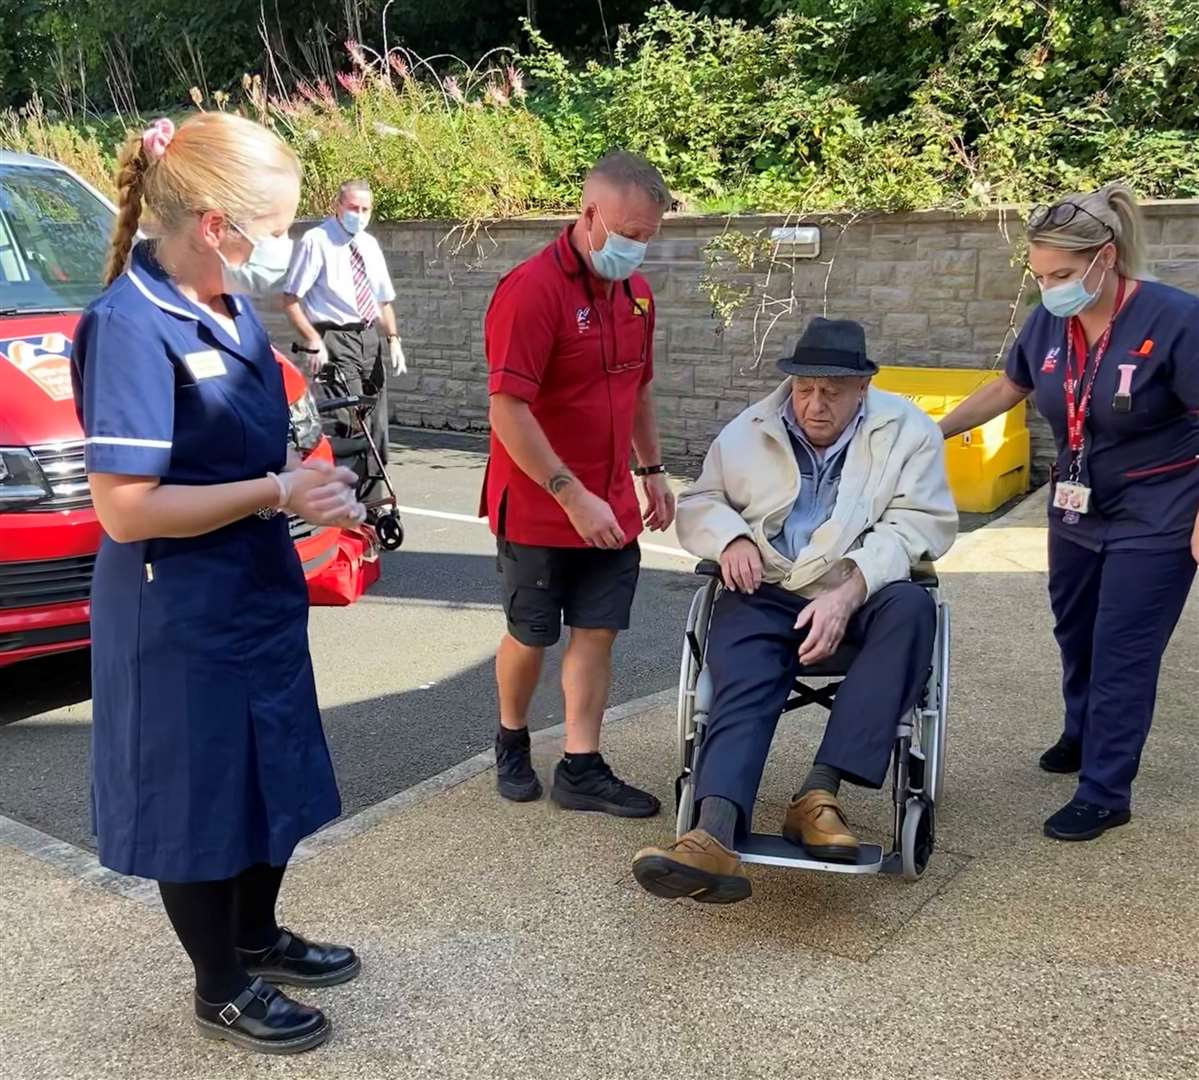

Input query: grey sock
[799,763,843,798]
[696,795,739,849]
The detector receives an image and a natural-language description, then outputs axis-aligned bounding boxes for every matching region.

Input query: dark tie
[349,241,379,324]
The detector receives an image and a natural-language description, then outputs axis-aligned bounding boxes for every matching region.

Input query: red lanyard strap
[1064,276,1126,456]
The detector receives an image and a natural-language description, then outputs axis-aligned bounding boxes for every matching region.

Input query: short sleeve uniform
[1006,280,1199,551]
[479,226,655,548]
[71,242,340,882]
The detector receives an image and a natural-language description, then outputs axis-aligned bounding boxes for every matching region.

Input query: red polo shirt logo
[479,226,655,548]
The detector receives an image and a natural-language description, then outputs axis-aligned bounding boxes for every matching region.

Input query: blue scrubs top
[1006,280,1199,552]
[71,243,341,882]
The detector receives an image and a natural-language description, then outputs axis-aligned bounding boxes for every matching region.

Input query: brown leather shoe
[782,790,859,863]
[632,829,751,904]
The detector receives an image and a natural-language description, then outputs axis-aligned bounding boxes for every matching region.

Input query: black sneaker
[1043,798,1131,842]
[495,730,543,802]
[1039,734,1082,774]
[550,755,660,818]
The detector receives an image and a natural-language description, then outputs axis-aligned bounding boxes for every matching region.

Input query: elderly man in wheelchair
[633,317,957,904]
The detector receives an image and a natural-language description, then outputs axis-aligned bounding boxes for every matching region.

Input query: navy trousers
[693,581,937,836]
[1048,532,1196,810]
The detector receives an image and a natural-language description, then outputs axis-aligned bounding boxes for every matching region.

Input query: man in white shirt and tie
[282,179,406,470]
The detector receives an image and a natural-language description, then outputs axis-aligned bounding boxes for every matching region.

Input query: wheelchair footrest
[736,833,886,874]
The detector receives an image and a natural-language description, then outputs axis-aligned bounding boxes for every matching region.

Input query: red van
[0,151,378,669]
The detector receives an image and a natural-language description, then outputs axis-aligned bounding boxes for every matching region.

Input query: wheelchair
[675,560,951,881]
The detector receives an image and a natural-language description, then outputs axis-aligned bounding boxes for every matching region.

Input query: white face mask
[219,221,294,296]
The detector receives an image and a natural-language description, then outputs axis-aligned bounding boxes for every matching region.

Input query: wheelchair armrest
[912,561,939,588]
[695,560,722,579]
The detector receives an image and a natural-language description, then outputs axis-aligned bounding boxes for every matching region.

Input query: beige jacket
[676,382,958,598]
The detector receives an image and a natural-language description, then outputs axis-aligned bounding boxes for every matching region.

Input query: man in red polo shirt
[480,150,675,816]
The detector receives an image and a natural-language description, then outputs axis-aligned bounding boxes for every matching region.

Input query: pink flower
[314,79,336,106]
[296,81,318,104]
[337,71,366,97]
[345,39,367,71]
[443,76,465,103]
[484,82,509,108]
[507,65,526,100]
[388,53,409,78]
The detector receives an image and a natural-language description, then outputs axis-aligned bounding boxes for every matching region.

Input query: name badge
[1053,481,1091,518]
[183,350,227,380]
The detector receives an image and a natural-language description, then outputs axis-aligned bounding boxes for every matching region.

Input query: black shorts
[496,538,641,647]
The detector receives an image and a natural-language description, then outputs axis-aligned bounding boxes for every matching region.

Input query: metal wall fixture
[769,225,821,259]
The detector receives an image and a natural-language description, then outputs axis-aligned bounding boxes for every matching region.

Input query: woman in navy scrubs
[72,113,366,1053]
[941,184,1199,842]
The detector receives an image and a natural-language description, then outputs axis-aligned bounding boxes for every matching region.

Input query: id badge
[1053,481,1091,516]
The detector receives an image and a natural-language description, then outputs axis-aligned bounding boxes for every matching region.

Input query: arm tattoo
[545,471,575,496]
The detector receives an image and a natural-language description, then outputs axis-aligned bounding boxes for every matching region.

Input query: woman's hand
[279,461,362,526]
[1192,510,1199,564]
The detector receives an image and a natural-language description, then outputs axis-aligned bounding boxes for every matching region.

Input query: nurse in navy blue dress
[73,113,366,1054]
[942,184,1199,843]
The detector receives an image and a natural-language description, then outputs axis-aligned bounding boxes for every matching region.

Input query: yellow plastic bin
[872,366,1031,513]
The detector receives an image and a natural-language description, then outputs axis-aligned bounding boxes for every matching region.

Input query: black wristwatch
[633,464,667,477]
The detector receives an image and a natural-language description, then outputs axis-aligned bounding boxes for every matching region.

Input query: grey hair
[1028,182,1148,279]
[338,178,372,202]
[587,150,671,211]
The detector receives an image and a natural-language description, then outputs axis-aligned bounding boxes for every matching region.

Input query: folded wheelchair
[675,560,951,881]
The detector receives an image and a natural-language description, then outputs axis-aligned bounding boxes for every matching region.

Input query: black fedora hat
[776,317,879,378]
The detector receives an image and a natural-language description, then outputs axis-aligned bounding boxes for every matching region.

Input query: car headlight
[288,388,323,454]
[0,447,53,509]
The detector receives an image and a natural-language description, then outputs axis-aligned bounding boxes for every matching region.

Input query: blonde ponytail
[1101,183,1147,279]
[1028,182,1149,280]
[104,131,150,286]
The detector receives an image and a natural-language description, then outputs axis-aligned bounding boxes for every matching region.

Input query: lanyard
[1063,276,1126,470]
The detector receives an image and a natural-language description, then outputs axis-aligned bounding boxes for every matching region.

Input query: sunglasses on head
[1028,200,1115,241]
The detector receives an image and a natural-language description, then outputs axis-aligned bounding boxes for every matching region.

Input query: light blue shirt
[283,218,396,327]
[770,400,864,562]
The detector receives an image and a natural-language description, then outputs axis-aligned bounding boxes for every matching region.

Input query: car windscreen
[0,164,114,314]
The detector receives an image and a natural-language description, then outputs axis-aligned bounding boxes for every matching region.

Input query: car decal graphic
[1,333,75,402]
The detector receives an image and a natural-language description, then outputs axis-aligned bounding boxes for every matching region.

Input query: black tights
[158,862,286,1003]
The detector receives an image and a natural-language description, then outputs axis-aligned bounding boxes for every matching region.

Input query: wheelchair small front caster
[901,796,934,881]
[376,510,404,551]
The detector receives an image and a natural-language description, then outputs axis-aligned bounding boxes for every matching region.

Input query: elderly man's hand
[795,565,867,666]
[720,537,763,593]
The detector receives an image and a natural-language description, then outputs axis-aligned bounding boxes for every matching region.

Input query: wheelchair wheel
[376,510,404,551]
[901,796,935,881]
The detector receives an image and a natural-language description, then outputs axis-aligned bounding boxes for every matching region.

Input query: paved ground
[2,489,1197,1080]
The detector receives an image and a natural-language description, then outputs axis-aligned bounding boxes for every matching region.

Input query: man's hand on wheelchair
[794,565,867,666]
[720,537,763,594]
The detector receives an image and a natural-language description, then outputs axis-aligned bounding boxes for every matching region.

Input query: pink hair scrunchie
[142,118,176,161]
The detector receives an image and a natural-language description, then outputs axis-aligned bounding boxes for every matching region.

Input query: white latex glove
[389,336,407,376]
[278,463,360,526]
[299,340,328,376]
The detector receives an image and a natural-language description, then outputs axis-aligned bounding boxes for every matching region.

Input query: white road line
[395,505,696,562]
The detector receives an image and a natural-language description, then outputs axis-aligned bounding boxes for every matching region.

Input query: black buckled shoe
[1039,734,1082,774]
[237,928,361,988]
[194,976,330,1055]
[1043,798,1131,842]
[550,755,660,818]
[495,731,543,802]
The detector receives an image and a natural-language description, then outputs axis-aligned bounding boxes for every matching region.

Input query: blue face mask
[340,210,369,237]
[588,207,648,281]
[1040,250,1106,318]
[219,222,294,296]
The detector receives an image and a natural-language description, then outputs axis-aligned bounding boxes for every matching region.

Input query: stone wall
[261,202,1199,478]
